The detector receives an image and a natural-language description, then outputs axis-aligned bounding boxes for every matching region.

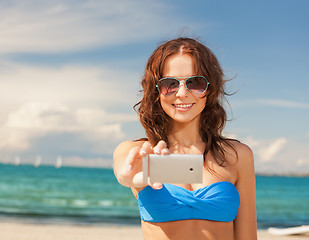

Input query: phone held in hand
[143,154,203,184]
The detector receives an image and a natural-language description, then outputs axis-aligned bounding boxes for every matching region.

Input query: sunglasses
[156,76,209,96]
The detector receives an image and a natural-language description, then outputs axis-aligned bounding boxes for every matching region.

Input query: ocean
[0,163,308,229]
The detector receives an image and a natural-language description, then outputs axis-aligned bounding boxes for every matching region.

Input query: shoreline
[1,221,308,240]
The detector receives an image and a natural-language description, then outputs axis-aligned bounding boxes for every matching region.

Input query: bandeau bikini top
[137,181,240,223]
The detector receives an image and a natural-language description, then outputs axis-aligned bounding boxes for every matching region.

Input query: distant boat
[55,156,62,168]
[14,156,21,166]
[34,155,41,167]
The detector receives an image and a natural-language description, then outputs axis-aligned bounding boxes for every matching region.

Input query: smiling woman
[113,37,257,240]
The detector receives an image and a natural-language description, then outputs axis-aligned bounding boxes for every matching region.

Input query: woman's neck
[168,118,205,154]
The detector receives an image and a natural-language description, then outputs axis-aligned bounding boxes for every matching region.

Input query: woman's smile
[172,103,195,111]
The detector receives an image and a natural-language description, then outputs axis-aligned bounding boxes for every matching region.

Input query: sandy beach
[1,222,308,240]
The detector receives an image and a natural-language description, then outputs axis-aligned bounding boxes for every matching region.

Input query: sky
[0,0,308,174]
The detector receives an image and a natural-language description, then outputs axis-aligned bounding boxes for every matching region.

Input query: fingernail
[155,183,163,189]
[154,149,160,154]
[140,149,147,155]
[162,149,169,154]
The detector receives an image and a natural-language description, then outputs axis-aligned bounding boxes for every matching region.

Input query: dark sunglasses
[156,76,209,96]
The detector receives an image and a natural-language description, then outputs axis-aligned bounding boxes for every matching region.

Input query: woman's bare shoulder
[224,139,254,168]
[234,141,253,163]
[226,140,255,181]
[230,140,253,156]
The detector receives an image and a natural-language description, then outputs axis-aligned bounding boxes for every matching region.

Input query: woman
[113,37,257,239]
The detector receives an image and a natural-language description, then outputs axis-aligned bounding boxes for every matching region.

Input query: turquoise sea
[0,163,308,228]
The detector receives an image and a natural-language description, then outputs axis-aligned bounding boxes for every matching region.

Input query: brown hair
[134,37,237,166]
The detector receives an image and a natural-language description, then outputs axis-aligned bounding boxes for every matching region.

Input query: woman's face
[160,54,207,124]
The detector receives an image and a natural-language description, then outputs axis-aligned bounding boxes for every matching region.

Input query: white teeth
[174,104,193,108]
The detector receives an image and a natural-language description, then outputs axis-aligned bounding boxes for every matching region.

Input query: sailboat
[55,156,62,168]
[34,155,41,167]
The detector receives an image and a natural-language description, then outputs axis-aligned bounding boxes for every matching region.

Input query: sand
[0,222,308,240]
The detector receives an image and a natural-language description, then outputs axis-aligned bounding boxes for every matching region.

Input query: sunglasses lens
[186,76,208,94]
[158,78,179,96]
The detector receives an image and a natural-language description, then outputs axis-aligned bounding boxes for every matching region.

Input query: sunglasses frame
[156,76,209,96]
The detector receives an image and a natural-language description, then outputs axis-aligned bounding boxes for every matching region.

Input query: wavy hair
[134,37,237,166]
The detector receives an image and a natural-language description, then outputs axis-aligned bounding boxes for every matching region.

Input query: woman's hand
[114,140,169,190]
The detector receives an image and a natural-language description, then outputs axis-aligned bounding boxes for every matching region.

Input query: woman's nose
[175,81,188,97]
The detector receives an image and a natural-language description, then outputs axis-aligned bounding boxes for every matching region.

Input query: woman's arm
[113,140,144,188]
[234,143,257,240]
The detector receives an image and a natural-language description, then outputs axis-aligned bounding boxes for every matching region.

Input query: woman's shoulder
[231,140,253,157]
[222,139,254,168]
[226,139,255,178]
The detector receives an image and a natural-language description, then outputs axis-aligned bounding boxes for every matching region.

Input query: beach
[1,222,308,240]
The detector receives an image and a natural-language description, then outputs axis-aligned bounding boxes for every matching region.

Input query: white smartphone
[143,154,203,184]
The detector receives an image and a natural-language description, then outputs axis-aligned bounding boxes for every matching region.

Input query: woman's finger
[153,140,168,154]
[150,182,163,189]
[124,146,141,173]
[132,172,148,188]
[140,141,152,156]
[161,147,169,155]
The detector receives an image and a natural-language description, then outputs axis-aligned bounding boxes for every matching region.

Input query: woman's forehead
[163,54,195,77]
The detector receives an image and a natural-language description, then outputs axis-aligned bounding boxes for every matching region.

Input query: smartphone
[143,154,203,184]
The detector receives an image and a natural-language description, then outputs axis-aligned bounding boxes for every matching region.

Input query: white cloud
[241,136,309,174]
[223,131,238,139]
[296,158,306,166]
[258,137,287,162]
[0,0,192,54]
[244,136,261,148]
[0,101,137,153]
[6,102,136,131]
[257,99,309,109]
[7,102,70,131]
[0,128,34,152]
[0,59,140,160]
[0,62,140,113]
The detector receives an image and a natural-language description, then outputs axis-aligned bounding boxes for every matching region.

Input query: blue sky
[0,0,308,174]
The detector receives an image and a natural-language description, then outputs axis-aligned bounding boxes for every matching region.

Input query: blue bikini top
[137,181,240,223]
